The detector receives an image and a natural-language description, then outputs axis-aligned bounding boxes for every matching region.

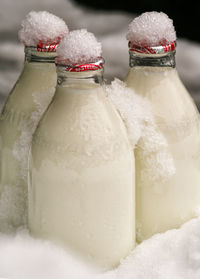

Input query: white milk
[125,65,200,242]
[0,48,56,231]
[28,69,135,268]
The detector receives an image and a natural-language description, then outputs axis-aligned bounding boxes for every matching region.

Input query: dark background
[74,0,200,43]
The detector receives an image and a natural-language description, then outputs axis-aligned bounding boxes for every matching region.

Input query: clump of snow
[106,79,175,182]
[57,29,102,64]
[18,11,69,46]
[126,11,176,46]
[137,126,176,184]
[106,79,152,146]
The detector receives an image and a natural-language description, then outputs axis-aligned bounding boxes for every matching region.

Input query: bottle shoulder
[31,89,133,171]
[2,63,56,115]
[33,85,131,149]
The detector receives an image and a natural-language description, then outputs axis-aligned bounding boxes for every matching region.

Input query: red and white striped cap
[32,36,63,52]
[56,57,104,72]
[36,42,59,52]
[128,41,176,54]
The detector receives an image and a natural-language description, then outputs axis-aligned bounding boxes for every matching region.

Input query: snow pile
[0,230,99,279]
[115,217,200,279]
[57,29,102,64]
[1,217,200,278]
[126,11,176,46]
[106,79,175,182]
[18,11,69,46]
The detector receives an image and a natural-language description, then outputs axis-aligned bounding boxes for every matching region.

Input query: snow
[57,29,102,64]
[1,0,200,278]
[115,217,200,279]
[0,230,100,279]
[126,11,176,46]
[2,218,200,278]
[18,11,69,46]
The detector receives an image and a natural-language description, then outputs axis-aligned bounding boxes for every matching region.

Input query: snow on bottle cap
[127,11,177,54]
[18,11,69,52]
[56,29,104,72]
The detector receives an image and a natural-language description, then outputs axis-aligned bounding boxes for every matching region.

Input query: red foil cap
[56,57,104,72]
[36,42,59,52]
[129,41,176,54]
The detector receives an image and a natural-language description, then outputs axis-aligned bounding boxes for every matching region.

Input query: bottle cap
[56,57,104,72]
[128,41,176,55]
[36,42,59,52]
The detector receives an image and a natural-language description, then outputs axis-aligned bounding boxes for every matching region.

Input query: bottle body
[28,70,135,268]
[125,65,200,242]
[0,48,57,231]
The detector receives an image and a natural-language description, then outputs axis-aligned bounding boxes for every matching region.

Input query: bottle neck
[25,46,57,63]
[129,50,176,69]
[57,68,104,89]
[56,59,105,88]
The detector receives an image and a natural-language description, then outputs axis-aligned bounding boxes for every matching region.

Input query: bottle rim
[56,57,105,72]
[128,41,176,55]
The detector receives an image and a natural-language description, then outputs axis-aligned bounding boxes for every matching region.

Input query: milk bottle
[125,11,200,242]
[0,11,68,232]
[28,29,135,268]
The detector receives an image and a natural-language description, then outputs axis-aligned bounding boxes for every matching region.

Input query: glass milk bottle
[0,11,68,232]
[125,39,200,242]
[28,57,135,268]
[0,44,57,231]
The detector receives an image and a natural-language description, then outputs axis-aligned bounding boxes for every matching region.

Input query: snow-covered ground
[1,0,200,278]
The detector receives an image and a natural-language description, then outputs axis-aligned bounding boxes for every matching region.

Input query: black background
[74,0,200,43]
